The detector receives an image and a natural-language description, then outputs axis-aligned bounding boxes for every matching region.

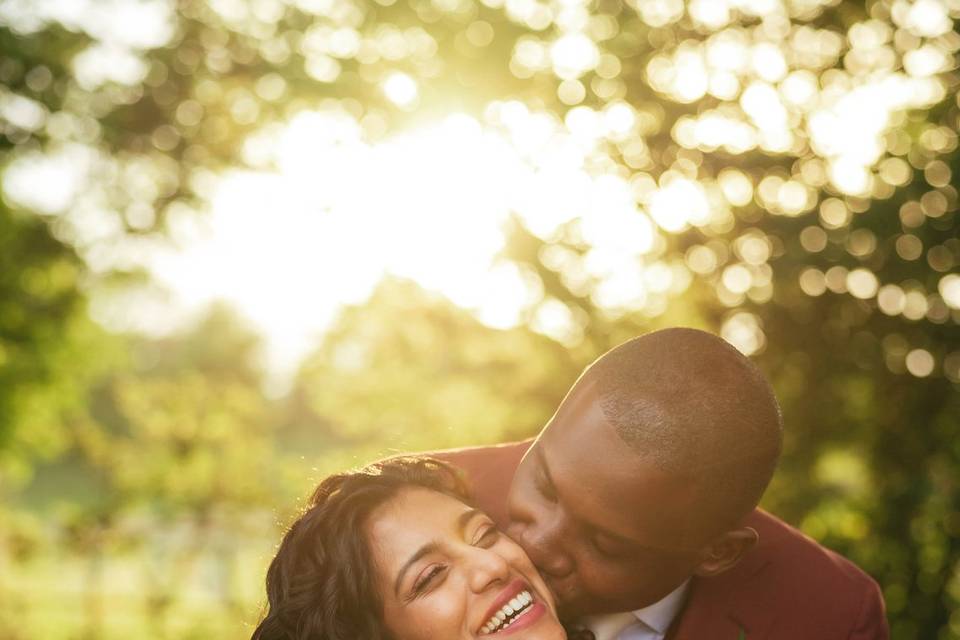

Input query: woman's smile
[477,579,546,635]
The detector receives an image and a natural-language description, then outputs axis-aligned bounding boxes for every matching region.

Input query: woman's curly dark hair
[251,456,470,640]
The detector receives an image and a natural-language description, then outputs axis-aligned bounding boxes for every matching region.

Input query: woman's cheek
[412,585,470,638]
[494,537,528,563]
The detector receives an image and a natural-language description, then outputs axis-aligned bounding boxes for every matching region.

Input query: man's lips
[544,574,578,605]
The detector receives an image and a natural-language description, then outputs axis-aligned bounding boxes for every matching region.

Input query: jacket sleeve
[848,576,889,640]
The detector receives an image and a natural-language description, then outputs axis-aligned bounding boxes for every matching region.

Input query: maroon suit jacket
[431,440,889,640]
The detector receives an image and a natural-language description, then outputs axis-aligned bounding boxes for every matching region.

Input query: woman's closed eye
[411,564,448,598]
[406,517,499,600]
[472,523,499,547]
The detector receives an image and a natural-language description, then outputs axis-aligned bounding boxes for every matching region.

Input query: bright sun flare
[147,110,571,381]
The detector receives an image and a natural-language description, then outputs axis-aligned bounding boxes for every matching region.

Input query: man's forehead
[535,387,701,548]
[539,378,637,473]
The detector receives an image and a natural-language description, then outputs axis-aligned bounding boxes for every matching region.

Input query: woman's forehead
[376,486,470,521]
[367,489,472,555]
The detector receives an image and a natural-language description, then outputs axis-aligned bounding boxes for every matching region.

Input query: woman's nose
[465,546,512,592]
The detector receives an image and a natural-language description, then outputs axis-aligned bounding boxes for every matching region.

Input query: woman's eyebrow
[456,508,484,532]
[393,509,485,596]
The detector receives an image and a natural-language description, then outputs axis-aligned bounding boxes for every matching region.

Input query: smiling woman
[252,457,569,640]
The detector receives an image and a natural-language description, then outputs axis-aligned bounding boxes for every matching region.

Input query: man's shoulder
[429,439,532,476]
[745,508,878,592]
[680,508,887,639]
[411,439,533,525]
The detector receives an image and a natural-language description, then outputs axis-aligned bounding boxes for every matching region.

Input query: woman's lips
[477,576,554,636]
[490,601,547,636]
[479,578,528,632]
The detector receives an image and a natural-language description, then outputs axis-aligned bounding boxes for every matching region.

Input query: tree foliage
[1,0,959,637]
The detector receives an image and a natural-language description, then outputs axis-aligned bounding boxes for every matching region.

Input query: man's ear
[692,527,758,577]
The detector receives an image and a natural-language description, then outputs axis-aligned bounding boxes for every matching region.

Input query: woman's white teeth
[480,591,534,634]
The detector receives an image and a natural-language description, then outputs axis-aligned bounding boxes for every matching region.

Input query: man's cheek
[582,566,637,597]
[576,563,617,591]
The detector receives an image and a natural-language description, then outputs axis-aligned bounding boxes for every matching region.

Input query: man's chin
[547,581,592,618]
[554,590,639,619]
[546,578,632,617]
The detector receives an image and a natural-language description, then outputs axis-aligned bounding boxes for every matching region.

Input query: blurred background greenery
[0,0,958,637]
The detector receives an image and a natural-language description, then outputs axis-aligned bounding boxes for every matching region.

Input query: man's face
[505,381,705,616]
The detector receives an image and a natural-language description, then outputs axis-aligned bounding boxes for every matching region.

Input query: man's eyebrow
[393,508,484,597]
[536,445,556,488]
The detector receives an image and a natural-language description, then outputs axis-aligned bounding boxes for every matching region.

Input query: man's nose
[512,516,574,578]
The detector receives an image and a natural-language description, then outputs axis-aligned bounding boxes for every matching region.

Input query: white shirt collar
[581,579,690,640]
[631,579,690,634]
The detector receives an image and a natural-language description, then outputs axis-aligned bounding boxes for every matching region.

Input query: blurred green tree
[0,201,116,480]
[287,277,585,461]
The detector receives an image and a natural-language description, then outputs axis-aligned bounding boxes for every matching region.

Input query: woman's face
[367,487,567,640]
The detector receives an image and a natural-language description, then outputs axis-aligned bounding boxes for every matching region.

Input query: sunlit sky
[149,111,566,375]
[2,0,959,386]
[107,103,674,382]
